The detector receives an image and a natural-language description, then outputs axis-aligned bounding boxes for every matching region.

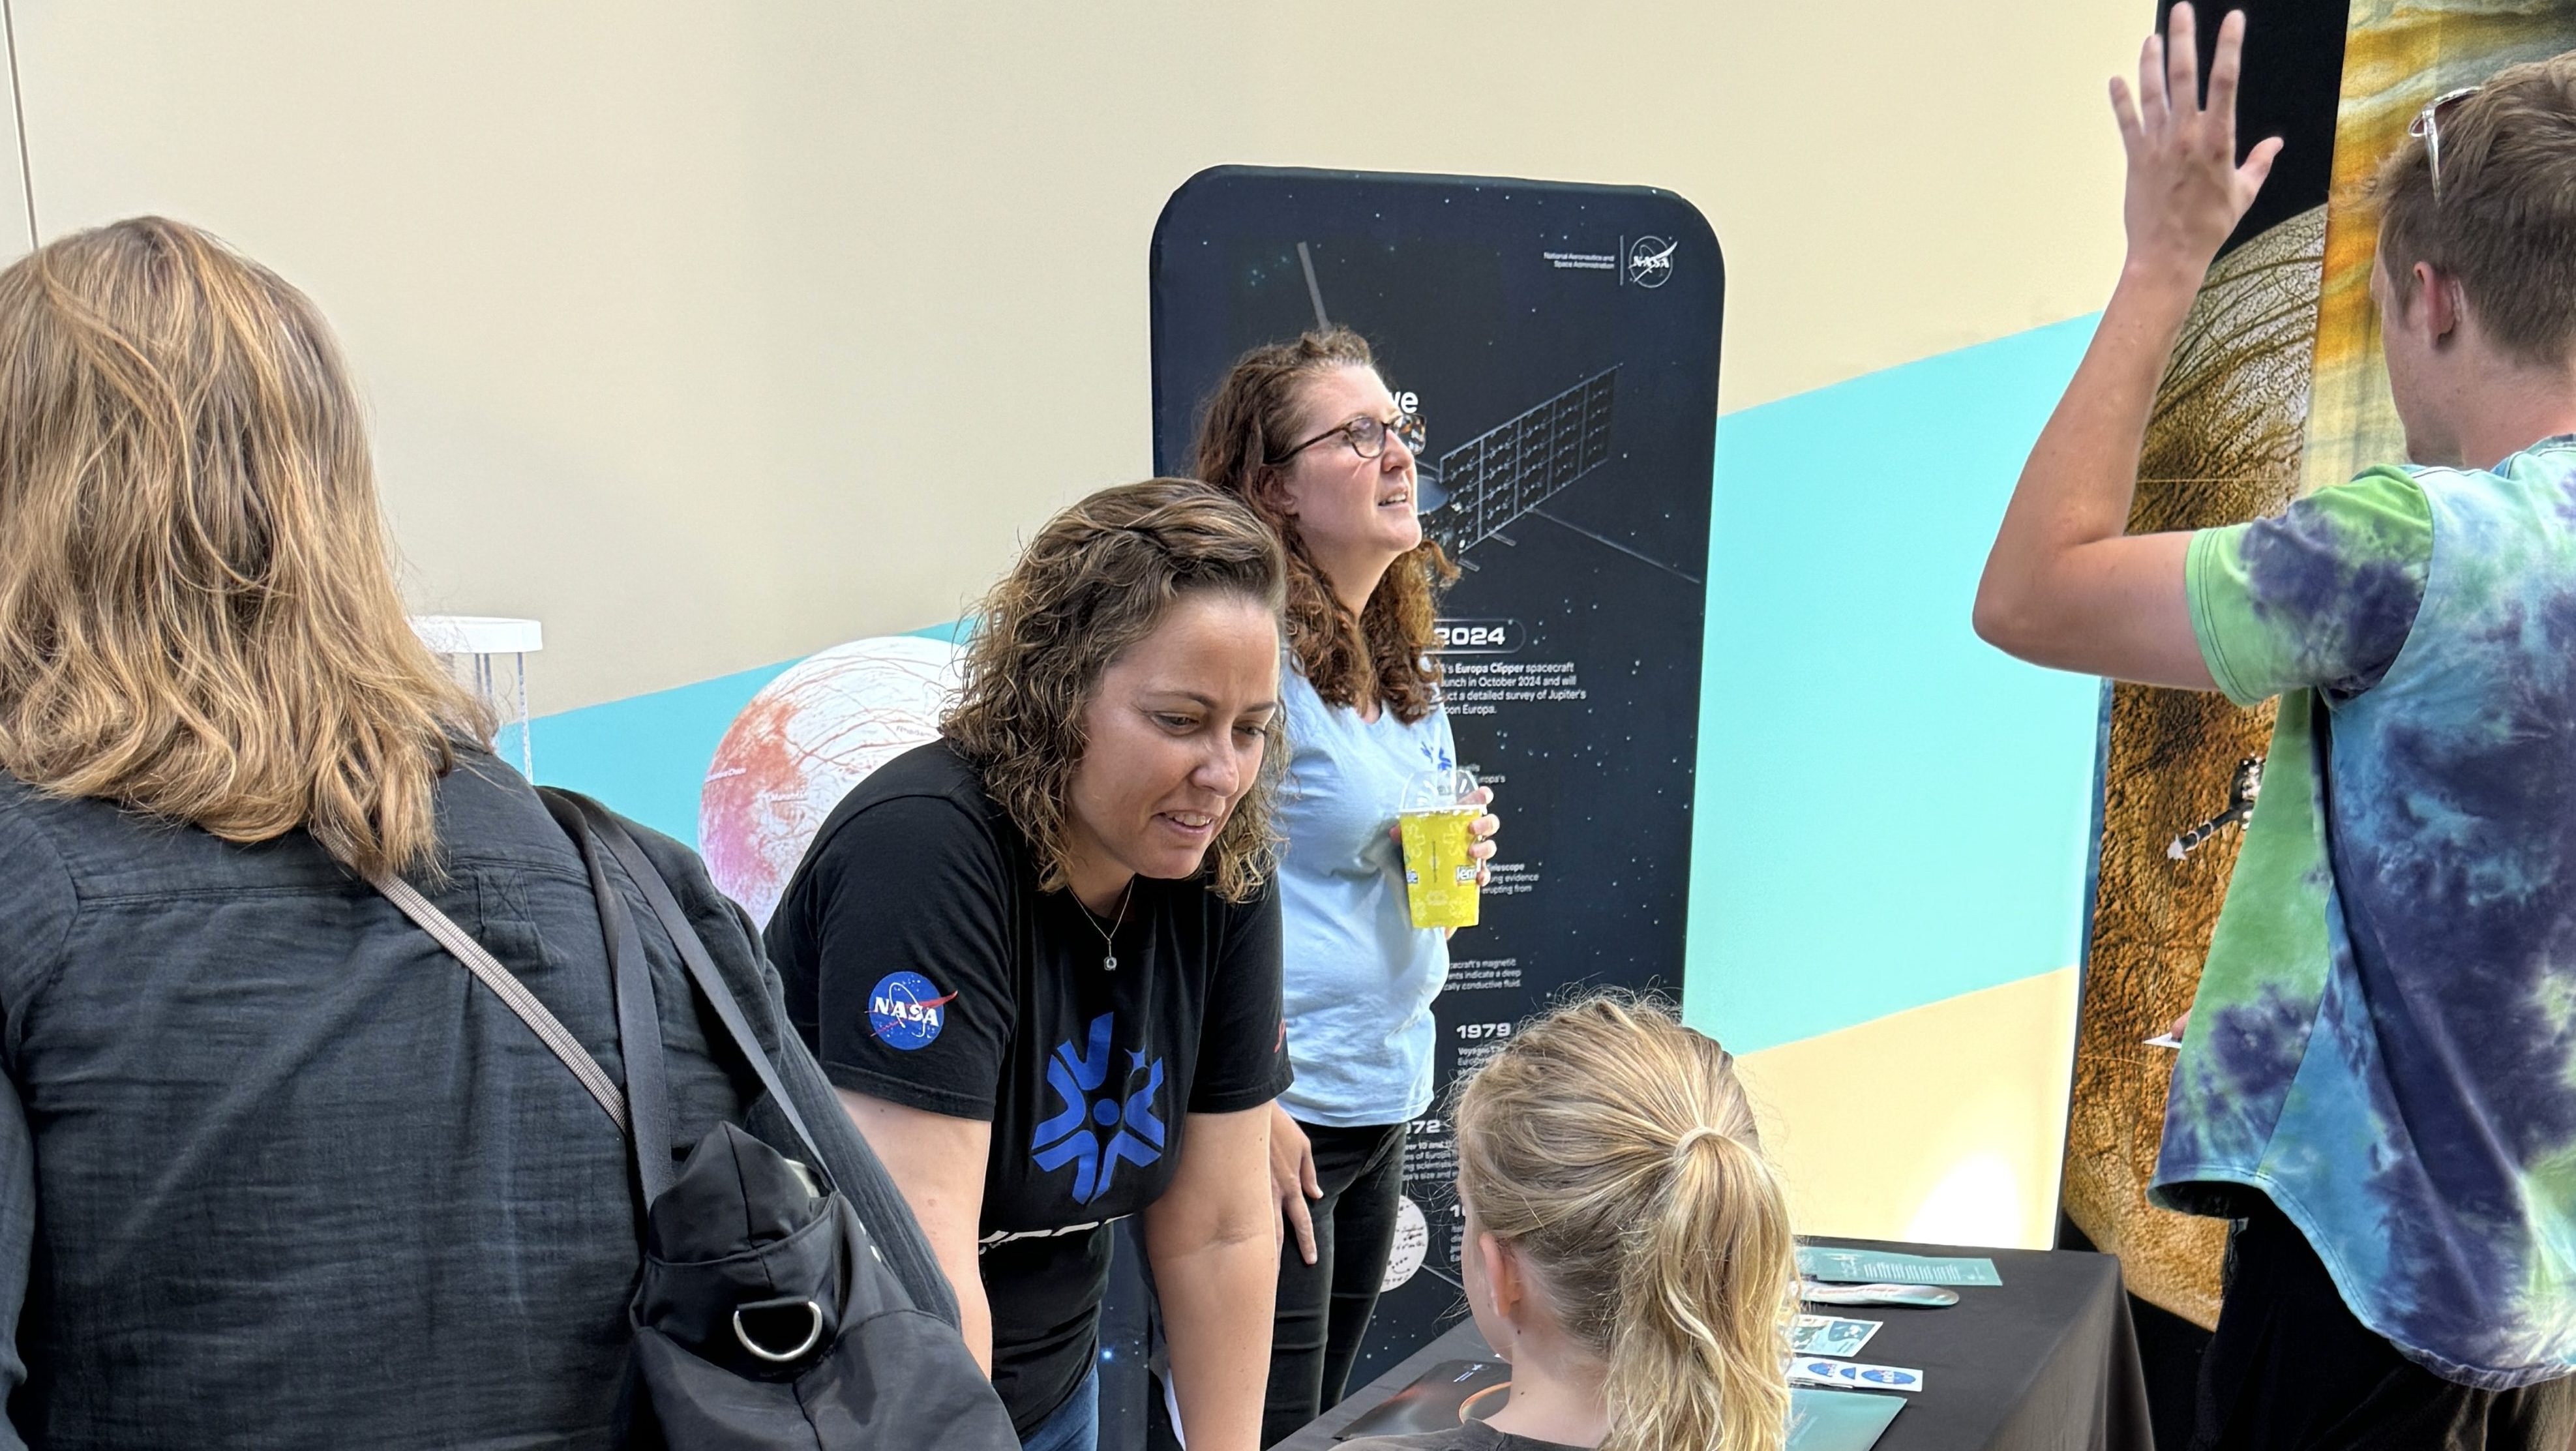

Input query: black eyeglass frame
[1266,410,1428,467]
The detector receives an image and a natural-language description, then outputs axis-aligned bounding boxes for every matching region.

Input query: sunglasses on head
[2410,86,2482,202]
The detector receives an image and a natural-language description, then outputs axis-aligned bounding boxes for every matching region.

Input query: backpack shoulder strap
[542,789,833,1176]
[543,791,678,1206]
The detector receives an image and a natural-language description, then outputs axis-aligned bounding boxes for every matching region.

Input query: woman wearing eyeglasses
[1196,330,1501,1446]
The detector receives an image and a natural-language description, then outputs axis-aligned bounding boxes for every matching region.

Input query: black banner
[1122,166,1722,1430]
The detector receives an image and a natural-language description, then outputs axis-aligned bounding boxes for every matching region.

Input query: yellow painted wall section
[3,1,2144,713]
[1735,968,2081,1251]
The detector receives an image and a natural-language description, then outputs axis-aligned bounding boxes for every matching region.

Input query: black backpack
[370,788,1017,1450]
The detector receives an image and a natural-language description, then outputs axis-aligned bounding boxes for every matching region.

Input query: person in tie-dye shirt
[1976,9,2576,1448]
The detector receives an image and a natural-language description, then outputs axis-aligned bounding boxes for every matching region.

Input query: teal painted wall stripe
[1683,314,2103,1053]
[527,659,794,845]
[526,323,2105,1053]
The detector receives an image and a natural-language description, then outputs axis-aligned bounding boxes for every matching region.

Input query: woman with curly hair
[768,479,1293,1451]
[1196,330,1501,1443]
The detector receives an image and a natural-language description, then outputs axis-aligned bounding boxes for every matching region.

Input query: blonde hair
[941,479,1288,903]
[1455,995,1795,1451]
[0,217,488,877]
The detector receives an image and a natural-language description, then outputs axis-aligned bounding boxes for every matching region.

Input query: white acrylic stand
[411,616,544,778]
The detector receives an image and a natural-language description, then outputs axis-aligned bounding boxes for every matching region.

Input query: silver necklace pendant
[1085,879,1132,974]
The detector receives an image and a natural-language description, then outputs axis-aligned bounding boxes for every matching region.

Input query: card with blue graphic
[1785,1387,1906,1450]
[1790,1315,1882,1357]
[1797,1247,2001,1286]
[1788,1356,1925,1393]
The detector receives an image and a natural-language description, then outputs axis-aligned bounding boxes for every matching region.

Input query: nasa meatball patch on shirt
[866,970,955,1051]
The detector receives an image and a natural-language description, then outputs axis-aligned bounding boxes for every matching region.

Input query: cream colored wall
[0,24,26,263]
[6,0,2142,715]
[1738,968,2082,1249]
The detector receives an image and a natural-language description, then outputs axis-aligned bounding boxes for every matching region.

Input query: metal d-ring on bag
[370,788,1015,1451]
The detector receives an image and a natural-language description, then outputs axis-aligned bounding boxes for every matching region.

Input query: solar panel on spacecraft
[1422,367,1617,556]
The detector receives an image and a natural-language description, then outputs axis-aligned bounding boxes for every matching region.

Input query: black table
[1277,1238,2153,1451]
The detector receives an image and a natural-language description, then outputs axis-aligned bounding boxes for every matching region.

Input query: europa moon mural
[698,635,961,928]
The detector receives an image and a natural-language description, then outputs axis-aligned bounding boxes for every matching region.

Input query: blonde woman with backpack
[0,217,995,1448]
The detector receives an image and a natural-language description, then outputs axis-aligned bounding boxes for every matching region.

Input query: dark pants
[2193,1199,2576,1450]
[1260,1120,1408,1448]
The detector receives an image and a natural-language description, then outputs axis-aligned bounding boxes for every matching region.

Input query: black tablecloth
[1276,1238,2153,1451]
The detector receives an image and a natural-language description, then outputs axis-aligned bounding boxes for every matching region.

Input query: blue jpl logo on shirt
[867,970,956,1051]
[1031,1013,1165,1204]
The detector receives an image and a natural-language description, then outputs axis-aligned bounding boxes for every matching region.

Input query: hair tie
[1671,1125,1725,1165]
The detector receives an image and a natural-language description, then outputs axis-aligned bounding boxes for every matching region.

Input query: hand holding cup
[1462,785,1500,888]
[1397,769,1489,930]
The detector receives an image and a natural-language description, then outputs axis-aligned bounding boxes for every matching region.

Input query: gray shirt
[0,752,955,1448]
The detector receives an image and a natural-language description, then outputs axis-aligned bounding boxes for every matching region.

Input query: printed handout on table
[1797,1246,2001,1286]
[1790,1315,1883,1357]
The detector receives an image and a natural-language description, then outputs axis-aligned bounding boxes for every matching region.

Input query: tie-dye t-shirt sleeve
[2184,468,2434,708]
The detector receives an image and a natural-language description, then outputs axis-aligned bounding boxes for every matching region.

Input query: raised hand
[2110,5,2283,277]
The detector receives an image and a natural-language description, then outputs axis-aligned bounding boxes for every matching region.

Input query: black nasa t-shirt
[766,740,1290,1434]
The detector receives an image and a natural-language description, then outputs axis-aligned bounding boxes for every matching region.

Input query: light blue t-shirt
[1274,665,1457,1128]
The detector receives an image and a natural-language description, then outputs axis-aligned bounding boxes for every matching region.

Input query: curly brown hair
[941,479,1289,903]
[1193,329,1456,725]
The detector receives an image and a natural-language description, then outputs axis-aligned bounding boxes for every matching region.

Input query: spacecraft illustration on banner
[1292,241,1693,584]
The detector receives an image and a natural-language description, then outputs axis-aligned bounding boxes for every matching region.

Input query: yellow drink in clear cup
[1399,768,1481,930]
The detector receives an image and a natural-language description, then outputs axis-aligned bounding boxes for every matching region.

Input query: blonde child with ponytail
[1349,995,1797,1451]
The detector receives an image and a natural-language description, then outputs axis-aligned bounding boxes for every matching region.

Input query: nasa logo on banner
[1626,234,1675,288]
[867,970,955,1051]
